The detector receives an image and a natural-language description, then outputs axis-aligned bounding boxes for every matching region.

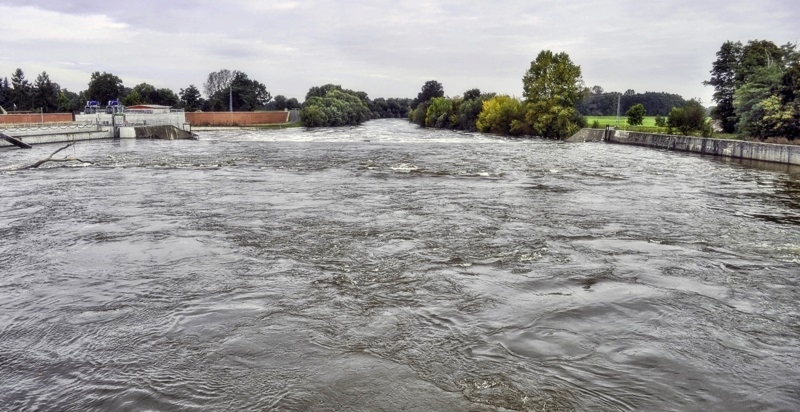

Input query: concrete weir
[567,128,800,166]
[118,125,196,140]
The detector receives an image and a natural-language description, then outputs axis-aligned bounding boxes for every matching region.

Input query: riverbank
[568,128,800,166]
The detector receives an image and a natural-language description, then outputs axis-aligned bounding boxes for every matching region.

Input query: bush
[591,120,601,128]
[667,99,708,135]
[626,103,646,125]
[654,115,666,127]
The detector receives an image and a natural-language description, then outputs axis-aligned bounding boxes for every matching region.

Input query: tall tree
[203,69,239,98]
[522,50,584,107]
[87,71,125,104]
[0,77,10,110]
[10,68,31,111]
[522,50,585,138]
[463,88,482,101]
[737,40,783,86]
[229,72,270,111]
[179,85,202,111]
[32,71,60,112]
[415,80,444,108]
[704,41,743,133]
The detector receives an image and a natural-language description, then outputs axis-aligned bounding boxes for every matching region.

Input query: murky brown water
[2,119,800,411]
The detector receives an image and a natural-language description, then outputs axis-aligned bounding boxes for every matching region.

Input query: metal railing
[0,122,103,132]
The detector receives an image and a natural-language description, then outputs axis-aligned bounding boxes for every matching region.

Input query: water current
[1,119,800,411]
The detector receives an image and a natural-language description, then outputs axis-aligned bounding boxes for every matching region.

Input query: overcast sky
[0,0,797,105]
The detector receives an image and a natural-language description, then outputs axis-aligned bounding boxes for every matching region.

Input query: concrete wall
[565,129,607,142]
[185,111,290,126]
[575,128,800,166]
[0,113,74,124]
[0,128,112,147]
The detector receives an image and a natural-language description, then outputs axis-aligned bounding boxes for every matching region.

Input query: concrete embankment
[567,128,800,166]
[0,125,195,148]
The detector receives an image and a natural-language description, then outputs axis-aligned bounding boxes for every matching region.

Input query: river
[1,119,799,411]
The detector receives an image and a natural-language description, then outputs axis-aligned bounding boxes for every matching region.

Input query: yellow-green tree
[521,50,586,138]
[476,95,526,136]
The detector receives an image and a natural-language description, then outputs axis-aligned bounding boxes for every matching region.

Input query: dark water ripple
[1,119,800,411]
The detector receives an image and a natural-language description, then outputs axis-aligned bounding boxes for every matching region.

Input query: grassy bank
[584,115,727,138]
[585,116,660,128]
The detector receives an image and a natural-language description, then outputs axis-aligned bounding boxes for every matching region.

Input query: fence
[185,111,291,126]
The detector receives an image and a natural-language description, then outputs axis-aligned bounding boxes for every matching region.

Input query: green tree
[179,85,202,111]
[300,86,371,127]
[286,97,301,110]
[734,65,784,138]
[704,40,743,133]
[270,95,288,110]
[737,40,784,86]
[32,71,60,112]
[410,101,430,126]
[626,103,646,125]
[455,93,492,131]
[229,72,270,111]
[425,97,455,128]
[87,71,125,104]
[121,89,142,106]
[476,95,526,136]
[206,72,270,111]
[57,89,81,113]
[522,50,584,107]
[415,80,444,108]
[668,99,709,135]
[521,50,585,138]
[463,88,481,101]
[203,69,238,98]
[0,77,10,110]
[10,68,31,111]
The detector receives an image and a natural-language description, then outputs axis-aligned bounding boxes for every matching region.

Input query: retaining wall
[569,128,800,166]
[0,128,111,147]
[185,111,290,126]
[0,113,74,124]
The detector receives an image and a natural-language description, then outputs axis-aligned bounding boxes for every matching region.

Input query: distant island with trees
[1,39,797,141]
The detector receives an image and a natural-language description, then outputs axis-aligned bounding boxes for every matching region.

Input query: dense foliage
[667,99,712,136]
[407,50,586,139]
[300,85,372,127]
[87,71,125,105]
[705,39,800,139]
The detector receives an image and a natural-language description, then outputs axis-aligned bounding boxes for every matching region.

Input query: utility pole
[616,93,621,127]
[229,85,233,113]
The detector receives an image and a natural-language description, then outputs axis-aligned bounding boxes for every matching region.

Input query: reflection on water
[1,119,800,411]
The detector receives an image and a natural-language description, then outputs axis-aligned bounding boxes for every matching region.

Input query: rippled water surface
[2,119,800,411]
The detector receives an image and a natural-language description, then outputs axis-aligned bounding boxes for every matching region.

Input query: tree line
[399,50,588,139]
[705,39,800,139]
[576,88,687,117]
[299,50,718,139]
[0,68,302,114]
